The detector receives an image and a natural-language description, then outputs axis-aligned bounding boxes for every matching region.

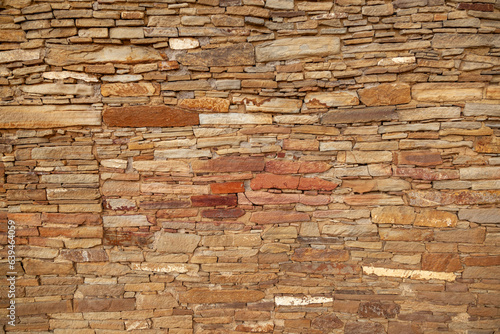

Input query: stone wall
[1,0,500,332]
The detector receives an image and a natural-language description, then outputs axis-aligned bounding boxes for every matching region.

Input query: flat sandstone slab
[0,105,101,128]
[256,36,340,62]
[103,106,199,127]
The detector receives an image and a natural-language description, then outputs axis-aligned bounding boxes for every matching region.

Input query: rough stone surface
[103,106,199,127]
[178,43,255,66]
[256,37,341,62]
[358,83,411,106]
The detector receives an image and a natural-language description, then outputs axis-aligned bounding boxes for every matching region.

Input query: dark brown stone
[7,189,46,201]
[191,194,237,207]
[321,106,397,124]
[388,322,422,334]
[457,3,494,11]
[103,230,154,246]
[358,302,400,318]
[17,300,72,316]
[464,255,500,267]
[210,182,245,194]
[395,151,442,166]
[345,321,386,334]
[311,313,343,330]
[192,156,265,173]
[201,208,245,218]
[103,105,199,127]
[177,43,255,67]
[434,228,486,244]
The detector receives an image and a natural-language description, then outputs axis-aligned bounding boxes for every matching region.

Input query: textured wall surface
[1,0,500,333]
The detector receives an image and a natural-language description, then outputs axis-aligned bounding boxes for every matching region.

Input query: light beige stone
[233,95,302,113]
[169,37,199,50]
[256,37,341,62]
[412,83,484,102]
[305,91,359,108]
[199,113,272,125]
[21,84,94,96]
[156,233,201,253]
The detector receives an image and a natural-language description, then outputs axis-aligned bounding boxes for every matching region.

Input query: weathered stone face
[255,36,341,62]
[178,43,255,66]
[358,83,411,106]
[103,106,199,127]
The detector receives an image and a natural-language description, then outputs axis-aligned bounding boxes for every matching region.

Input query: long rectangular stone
[154,148,211,159]
[321,107,396,124]
[363,266,456,282]
[103,215,151,227]
[46,45,163,66]
[0,49,41,64]
[0,105,101,128]
[412,83,484,102]
[256,36,340,62]
[432,33,500,49]
[397,107,461,121]
[199,113,272,125]
[464,103,500,117]
[32,146,93,160]
[21,84,94,96]
[305,91,359,108]
[141,183,210,194]
[103,106,199,127]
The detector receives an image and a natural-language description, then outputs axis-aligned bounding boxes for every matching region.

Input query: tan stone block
[101,83,158,97]
[256,37,340,62]
[23,259,75,275]
[414,209,458,228]
[358,83,411,106]
[137,293,178,310]
[305,91,359,108]
[412,83,484,102]
[156,233,200,253]
[179,289,265,304]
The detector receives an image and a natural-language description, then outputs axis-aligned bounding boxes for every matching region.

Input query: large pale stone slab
[458,209,500,224]
[464,103,500,117]
[0,49,41,63]
[43,71,98,82]
[199,113,272,125]
[233,95,302,113]
[398,107,461,121]
[103,215,151,228]
[21,84,94,96]
[432,33,500,49]
[363,266,456,282]
[132,161,189,172]
[412,83,484,102]
[0,105,101,128]
[46,45,163,66]
[141,183,210,194]
[32,146,93,160]
[156,233,201,253]
[321,106,397,124]
[154,149,211,159]
[305,91,359,108]
[178,43,255,66]
[256,37,340,62]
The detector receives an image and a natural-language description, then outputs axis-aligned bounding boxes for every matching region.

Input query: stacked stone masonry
[0,0,500,333]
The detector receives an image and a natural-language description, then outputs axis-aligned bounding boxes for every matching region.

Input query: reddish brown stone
[422,253,462,272]
[464,255,500,267]
[298,177,339,191]
[41,213,100,225]
[478,294,500,307]
[457,3,493,11]
[250,173,300,190]
[103,105,199,127]
[7,213,41,226]
[60,249,109,262]
[211,182,245,194]
[358,302,400,318]
[139,200,190,210]
[358,83,411,106]
[265,160,300,174]
[157,208,199,219]
[393,167,458,180]
[388,322,422,334]
[244,191,299,205]
[298,161,331,173]
[474,136,500,153]
[7,174,38,183]
[104,230,154,246]
[345,321,385,334]
[39,226,102,238]
[395,151,442,166]
[322,106,397,124]
[201,208,245,218]
[191,194,237,207]
[291,248,349,262]
[192,156,265,173]
[74,298,135,312]
[17,300,72,316]
[250,211,309,224]
[311,314,343,330]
